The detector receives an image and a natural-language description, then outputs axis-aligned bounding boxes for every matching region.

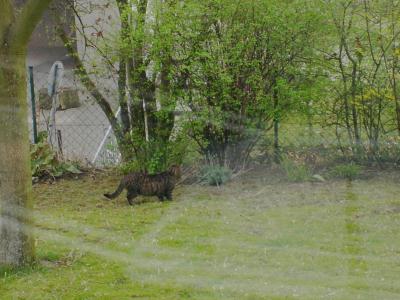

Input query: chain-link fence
[26,61,400,169]
[27,64,121,166]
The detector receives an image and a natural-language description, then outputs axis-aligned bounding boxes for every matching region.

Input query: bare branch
[57,26,124,143]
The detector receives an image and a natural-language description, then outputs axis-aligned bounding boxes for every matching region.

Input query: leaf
[30,138,81,179]
[65,164,82,174]
[51,168,64,178]
[312,174,326,182]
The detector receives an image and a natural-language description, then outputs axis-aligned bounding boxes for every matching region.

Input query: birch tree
[61,0,180,172]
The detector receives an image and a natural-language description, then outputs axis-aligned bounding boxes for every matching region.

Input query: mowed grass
[1,170,400,299]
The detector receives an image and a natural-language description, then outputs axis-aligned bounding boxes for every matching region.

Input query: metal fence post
[28,66,38,144]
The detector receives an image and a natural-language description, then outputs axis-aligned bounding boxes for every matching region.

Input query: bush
[31,132,81,180]
[120,131,197,175]
[281,157,312,182]
[200,165,232,186]
[120,141,184,175]
[330,163,362,180]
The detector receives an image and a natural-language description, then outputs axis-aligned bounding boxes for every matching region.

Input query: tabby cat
[104,165,181,205]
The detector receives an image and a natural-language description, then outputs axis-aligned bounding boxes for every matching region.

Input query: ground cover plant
[30,133,82,181]
[1,170,400,299]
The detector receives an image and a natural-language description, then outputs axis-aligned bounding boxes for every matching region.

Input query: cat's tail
[104,181,125,199]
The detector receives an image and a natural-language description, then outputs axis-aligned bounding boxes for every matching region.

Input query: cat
[104,165,181,205]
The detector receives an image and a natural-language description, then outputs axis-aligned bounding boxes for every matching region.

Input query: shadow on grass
[0,248,81,280]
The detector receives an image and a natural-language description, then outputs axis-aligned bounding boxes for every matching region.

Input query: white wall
[74,0,121,109]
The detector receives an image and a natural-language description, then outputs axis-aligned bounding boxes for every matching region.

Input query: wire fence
[26,62,400,169]
[27,64,121,166]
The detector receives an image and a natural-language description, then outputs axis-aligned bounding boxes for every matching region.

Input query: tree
[169,0,320,169]
[320,0,400,159]
[59,0,182,172]
[0,0,53,267]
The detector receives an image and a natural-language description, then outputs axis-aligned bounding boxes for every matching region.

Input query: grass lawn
[1,169,400,299]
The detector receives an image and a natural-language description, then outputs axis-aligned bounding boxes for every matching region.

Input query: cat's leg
[127,190,138,206]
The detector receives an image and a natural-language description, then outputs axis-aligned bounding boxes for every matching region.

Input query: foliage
[120,131,193,174]
[200,164,232,186]
[65,0,182,170]
[372,136,400,164]
[30,133,81,180]
[281,156,313,182]
[317,0,400,158]
[66,0,400,170]
[330,163,362,180]
[164,0,321,170]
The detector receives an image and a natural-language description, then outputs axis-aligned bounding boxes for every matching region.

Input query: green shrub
[120,141,182,175]
[330,163,362,180]
[31,132,81,180]
[120,133,196,175]
[200,165,232,186]
[281,157,312,182]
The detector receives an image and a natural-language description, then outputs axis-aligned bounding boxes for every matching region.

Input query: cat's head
[168,165,182,178]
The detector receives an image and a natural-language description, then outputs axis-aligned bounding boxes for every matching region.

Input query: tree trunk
[392,58,400,136]
[118,58,130,135]
[273,119,280,163]
[0,50,35,266]
[0,0,53,267]
[273,89,280,163]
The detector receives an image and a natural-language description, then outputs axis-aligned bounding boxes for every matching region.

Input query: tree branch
[10,0,53,50]
[57,26,123,143]
[0,0,13,43]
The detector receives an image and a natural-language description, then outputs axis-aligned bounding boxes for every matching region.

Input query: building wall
[74,0,121,108]
[12,0,75,73]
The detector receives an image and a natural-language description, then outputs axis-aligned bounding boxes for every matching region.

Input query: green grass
[330,163,363,180]
[1,170,400,299]
[281,157,313,182]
